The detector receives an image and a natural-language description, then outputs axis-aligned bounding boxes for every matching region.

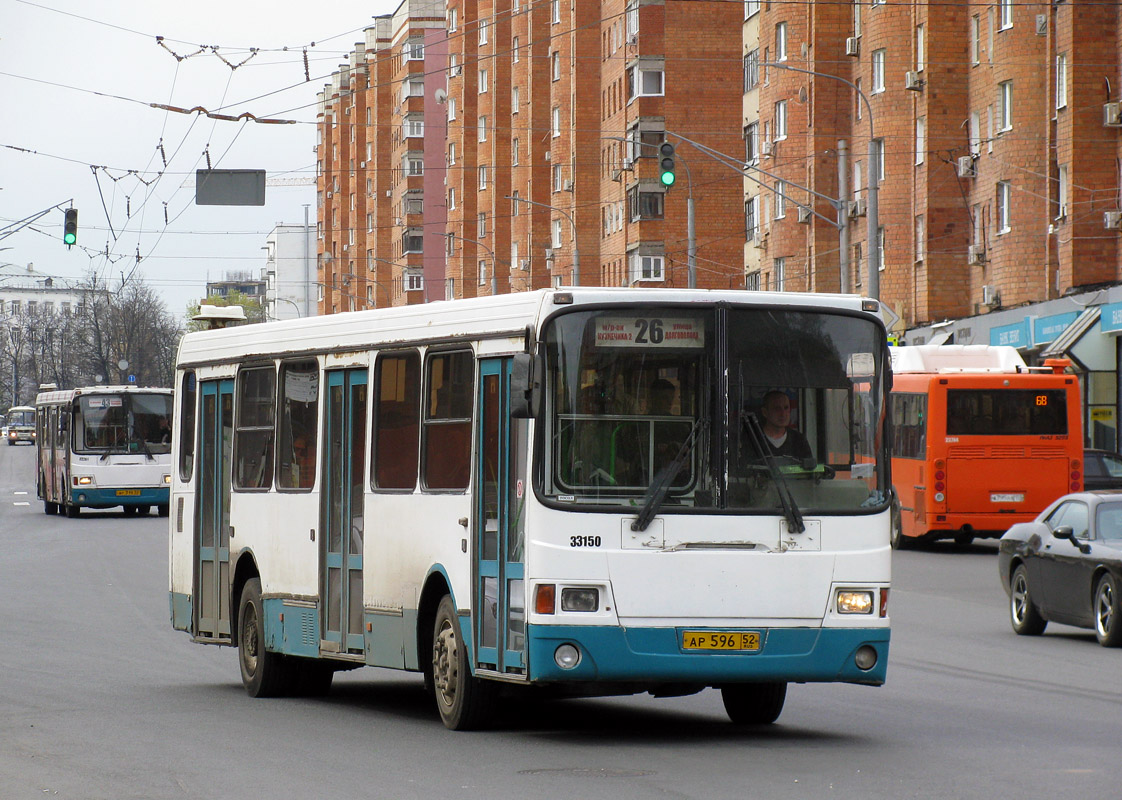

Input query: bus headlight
[163,474,172,484]
[76,475,93,486]
[560,588,599,612]
[837,590,874,614]
[554,643,581,669]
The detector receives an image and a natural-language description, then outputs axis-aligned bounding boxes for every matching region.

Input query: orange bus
[889,345,1082,548]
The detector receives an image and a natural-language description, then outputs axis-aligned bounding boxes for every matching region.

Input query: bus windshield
[945,388,1067,436]
[8,408,34,427]
[74,393,174,455]
[542,306,888,513]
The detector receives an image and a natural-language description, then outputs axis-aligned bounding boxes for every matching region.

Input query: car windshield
[1096,502,1122,542]
[540,305,889,514]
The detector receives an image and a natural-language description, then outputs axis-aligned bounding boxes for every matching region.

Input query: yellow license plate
[681,631,761,651]
[116,489,141,496]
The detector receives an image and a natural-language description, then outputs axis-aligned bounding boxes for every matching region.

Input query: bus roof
[175,287,882,368]
[890,345,1027,374]
[35,385,173,407]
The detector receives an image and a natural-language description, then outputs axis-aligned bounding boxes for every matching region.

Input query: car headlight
[837,590,874,615]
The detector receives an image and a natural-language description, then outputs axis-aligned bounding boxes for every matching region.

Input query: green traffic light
[63,208,78,246]
[64,231,76,245]
[660,171,676,187]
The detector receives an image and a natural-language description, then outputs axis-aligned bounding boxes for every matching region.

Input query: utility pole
[838,140,849,293]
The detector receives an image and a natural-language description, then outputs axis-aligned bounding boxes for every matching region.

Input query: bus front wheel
[431,595,495,730]
[238,578,292,698]
[65,503,80,518]
[720,682,787,725]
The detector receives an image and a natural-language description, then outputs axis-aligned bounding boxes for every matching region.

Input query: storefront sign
[1100,301,1122,334]
[990,320,1030,348]
[1033,311,1079,345]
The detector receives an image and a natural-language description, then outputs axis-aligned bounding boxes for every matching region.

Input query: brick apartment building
[752,0,1122,332]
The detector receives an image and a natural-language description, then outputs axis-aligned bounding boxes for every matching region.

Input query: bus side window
[277,360,319,491]
[373,351,420,490]
[179,372,196,482]
[234,366,276,490]
[422,351,472,490]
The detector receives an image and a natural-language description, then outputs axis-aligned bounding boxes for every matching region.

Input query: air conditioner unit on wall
[904,71,923,91]
[967,244,986,265]
[845,37,860,57]
[957,156,977,178]
[982,285,1000,306]
[520,259,530,270]
[1105,103,1122,127]
[1105,211,1122,230]
[848,198,866,218]
[797,206,812,223]
[760,141,773,157]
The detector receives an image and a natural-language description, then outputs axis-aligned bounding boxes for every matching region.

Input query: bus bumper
[525,624,889,686]
[71,487,170,507]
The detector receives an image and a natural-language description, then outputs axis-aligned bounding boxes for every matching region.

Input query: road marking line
[14,491,27,495]
[13,502,30,506]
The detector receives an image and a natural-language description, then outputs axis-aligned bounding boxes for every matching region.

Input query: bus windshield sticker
[594,317,704,348]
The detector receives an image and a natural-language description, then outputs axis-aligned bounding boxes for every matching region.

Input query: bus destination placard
[594,317,704,348]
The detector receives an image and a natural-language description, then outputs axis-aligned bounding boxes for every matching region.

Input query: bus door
[40,406,58,504]
[196,379,234,641]
[321,368,368,655]
[474,358,527,675]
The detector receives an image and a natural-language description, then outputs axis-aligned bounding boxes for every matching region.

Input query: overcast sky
[1,0,397,318]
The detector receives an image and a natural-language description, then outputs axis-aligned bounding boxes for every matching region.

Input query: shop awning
[1040,306,1100,358]
[927,331,953,346]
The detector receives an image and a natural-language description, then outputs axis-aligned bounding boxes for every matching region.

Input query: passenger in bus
[648,378,677,416]
[753,390,813,462]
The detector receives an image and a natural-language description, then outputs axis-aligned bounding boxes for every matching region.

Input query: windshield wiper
[742,412,805,534]
[631,417,706,533]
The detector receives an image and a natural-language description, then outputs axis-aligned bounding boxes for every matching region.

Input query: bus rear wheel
[431,595,495,730]
[720,682,787,725]
[238,577,292,697]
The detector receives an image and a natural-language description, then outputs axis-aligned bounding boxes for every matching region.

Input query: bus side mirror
[510,353,539,418]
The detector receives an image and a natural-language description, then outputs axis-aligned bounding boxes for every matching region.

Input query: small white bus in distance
[168,288,892,729]
[36,386,173,517]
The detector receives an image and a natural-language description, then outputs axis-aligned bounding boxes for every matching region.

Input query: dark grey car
[997,491,1122,647]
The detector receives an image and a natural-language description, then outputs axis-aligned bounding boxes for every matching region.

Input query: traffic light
[658,142,677,187]
[63,208,78,246]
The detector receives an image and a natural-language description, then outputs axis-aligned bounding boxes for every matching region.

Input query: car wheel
[431,594,495,730]
[1094,574,1122,647]
[721,682,787,725]
[1010,564,1047,636]
[238,578,293,697]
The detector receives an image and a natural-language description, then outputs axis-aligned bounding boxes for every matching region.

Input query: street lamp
[504,195,580,286]
[759,61,879,300]
[431,232,503,296]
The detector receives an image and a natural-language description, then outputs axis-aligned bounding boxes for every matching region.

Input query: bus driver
[756,390,813,462]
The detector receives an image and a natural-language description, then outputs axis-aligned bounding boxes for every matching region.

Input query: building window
[1000,0,1012,30]
[448,141,456,165]
[745,0,760,19]
[552,107,560,137]
[479,68,488,94]
[1058,165,1069,219]
[448,96,457,120]
[626,0,639,36]
[406,156,424,176]
[774,257,786,291]
[552,219,563,248]
[776,22,787,62]
[448,7,457,31]
[449,187,456,209]
[743,49,759,92]
[915,117,925,165]
[744,122,759,164]
[1056,54,1067,109]
[551,52,560,81]
[775,181,787,219]
[745,196,759,240]
[406,38,424,61]
[553,164,565,192]
[478,164,488,190]
[914,215,925,262]
[969,112,981,157]
[551,0,560,24]
[630,253,664,282]
[970,16,980,65]
[628,66,664,99]
[512,138,520,165]
[998,81,1013,132]
[405,115,424,138]
[406,272,423,292]
[512,36,520,61]
[872,49,886,93]
[873,138,885,183]
[853,0,861,36]
[997,181,1011,232]
[627,187,665,220]
[479,260,488,286]
[877,226,886,271]
[511,191,520,217]
[915,24,925,71]
[479,19,489,44]
[479,212,487,239]
[402,229,424,253]
[746,271,761,291]
[775,100,787,140]
[478,115,488,142]
[512,85,520,112]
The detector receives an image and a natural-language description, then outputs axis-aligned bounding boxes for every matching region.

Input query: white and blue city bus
[168,288,892,729]
[36,385,174,517]
[6,404,36,445]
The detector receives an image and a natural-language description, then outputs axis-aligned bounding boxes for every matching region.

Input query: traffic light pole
[0,199,73,243]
